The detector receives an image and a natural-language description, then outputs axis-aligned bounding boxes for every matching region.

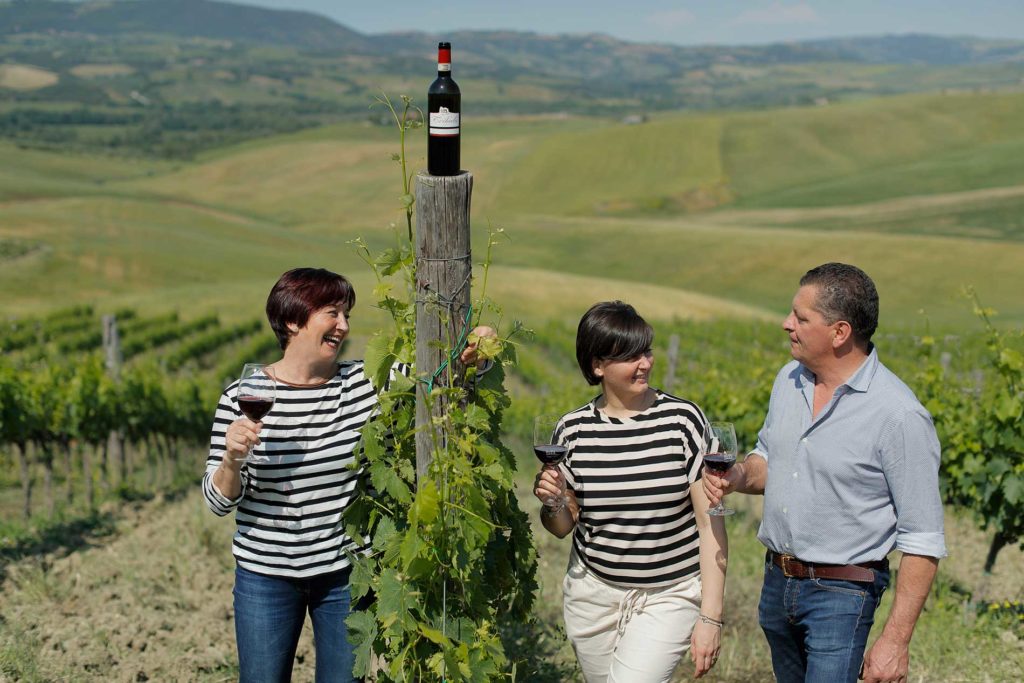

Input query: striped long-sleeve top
[556,390,711,587]
[202,360,388,578]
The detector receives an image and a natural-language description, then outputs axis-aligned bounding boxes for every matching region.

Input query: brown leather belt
[769,551,887,583]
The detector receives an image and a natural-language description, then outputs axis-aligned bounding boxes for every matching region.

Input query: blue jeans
[233,564,356,683]
[758,556,890,683]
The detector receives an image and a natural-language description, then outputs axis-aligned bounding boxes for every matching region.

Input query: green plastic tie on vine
[422,304,473,393]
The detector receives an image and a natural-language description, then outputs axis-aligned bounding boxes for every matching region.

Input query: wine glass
[534,414,568,508]
[705,421,738,516]
[236,363,276,461]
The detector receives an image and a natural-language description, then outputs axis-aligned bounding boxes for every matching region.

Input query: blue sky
[232,1,1024,45]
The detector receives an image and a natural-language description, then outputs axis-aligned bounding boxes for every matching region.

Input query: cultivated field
[2,89,1024,681]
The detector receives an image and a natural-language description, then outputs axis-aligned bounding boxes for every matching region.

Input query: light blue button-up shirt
[752,347,947,564]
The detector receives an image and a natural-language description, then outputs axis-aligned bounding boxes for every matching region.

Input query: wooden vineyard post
[414,171,473,483]
[663,333,680,391]
[102,314,126,490]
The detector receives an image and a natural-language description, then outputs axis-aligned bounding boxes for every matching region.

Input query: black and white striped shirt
[557,391,710,587]
[203,361,391,579]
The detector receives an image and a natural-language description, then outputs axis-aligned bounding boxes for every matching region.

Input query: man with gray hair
[703,263,946,683]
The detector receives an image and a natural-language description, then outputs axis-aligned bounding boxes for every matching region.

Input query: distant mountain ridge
[3,0,1024,70]
[4,0,1024,159]
[0,0,373,50]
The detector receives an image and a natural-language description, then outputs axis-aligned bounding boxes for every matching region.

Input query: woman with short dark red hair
[203,267,490,683]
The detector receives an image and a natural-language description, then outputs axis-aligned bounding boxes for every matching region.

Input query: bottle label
[437,62,451,72]
[429,108,460,136]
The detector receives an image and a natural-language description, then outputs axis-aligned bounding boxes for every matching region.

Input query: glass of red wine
[236,363,276,462]
[706,421,738,517]
[534,414,568,508]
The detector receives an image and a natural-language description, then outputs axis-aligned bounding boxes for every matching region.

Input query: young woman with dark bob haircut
[534,301,728,682]
[203,267,492,683]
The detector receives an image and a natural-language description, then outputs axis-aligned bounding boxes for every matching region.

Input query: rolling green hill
[480,91,1024,217]
[2,90,1023,331]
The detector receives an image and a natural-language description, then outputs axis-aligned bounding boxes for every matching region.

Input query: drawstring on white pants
[614,588,649,649]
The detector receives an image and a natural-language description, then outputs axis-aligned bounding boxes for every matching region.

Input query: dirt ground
[1,485,1021,682]
[0,490,316,682]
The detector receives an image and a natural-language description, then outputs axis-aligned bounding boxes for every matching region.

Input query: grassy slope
[723,92,1024,206]
[492,214,1024,328]
[479,92,1024,216]
[0,142,177,202]
[3,92,1024,329]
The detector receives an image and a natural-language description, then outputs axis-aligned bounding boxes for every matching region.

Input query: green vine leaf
[463,404,491,432]
[409,479,440,526]
[370,460,413,505]
[994,394,1022,423]
[399,527,428,572]
[418,623,449,645]
[378,568,419,636]
[375,248,406,277]
[364,332,397,391]
[348,551,376,602]
[1004,476,1023,505]
[373,515,400,552]
[346,610,379,677]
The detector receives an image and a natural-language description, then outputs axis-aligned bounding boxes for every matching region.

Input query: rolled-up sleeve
[203,471,245,515]
[881,407,947,558]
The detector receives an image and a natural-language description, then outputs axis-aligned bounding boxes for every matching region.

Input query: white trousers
[562,550,702,683]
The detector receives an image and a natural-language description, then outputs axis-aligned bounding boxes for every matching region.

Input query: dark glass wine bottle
[427,41,461,176]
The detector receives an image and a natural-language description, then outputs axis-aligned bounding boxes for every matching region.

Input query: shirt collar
[797,344,878,394]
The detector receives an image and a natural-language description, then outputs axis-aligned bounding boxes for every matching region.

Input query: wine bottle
[427,41,461,176]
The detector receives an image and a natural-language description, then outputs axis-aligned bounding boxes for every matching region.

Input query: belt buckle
[780,554,795,577]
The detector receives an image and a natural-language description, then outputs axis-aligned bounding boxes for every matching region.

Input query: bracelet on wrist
[698,614,724,628]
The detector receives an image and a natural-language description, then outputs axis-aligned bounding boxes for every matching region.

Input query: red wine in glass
[236,363,276,462]
[238,396,274,421]
[534,415,568,507]
[707,421,738,516]
[534,444,568,466]
[704,452,736,475]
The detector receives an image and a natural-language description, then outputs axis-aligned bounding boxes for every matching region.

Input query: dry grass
[0,64,58,91]
[1,465,1021,681]
[0,488,318,682]
[484,264,777,324]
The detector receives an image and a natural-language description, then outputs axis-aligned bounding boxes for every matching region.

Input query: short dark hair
[799,263,878,346]
[266,268,355,350]
[576,301,654,386]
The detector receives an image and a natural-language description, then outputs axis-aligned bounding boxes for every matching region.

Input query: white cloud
[645,9,698,30]
[735,2,820,26]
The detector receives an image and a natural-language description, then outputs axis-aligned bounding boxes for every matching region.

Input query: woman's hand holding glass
[225,363,276,465]
[533,414,568,508]
[225,419,264,465]
[704,421,738,516]
[533,467,568,508]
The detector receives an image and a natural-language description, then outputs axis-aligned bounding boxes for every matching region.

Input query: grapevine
[341,93,537,681]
